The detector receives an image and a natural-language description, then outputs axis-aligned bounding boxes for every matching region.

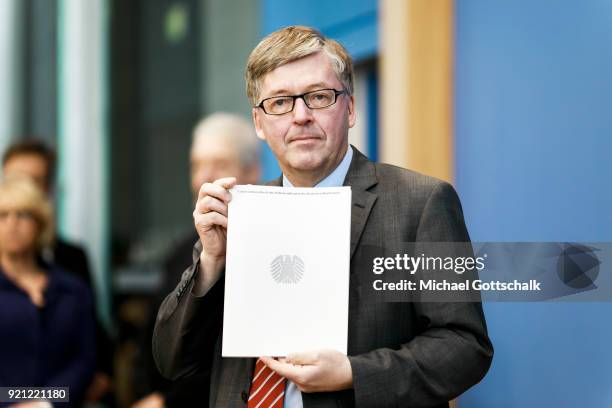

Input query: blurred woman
[0,176,96,407]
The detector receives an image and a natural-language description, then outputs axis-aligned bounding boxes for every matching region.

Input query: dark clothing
[45,237,115,377]
[0,262,96,407]
[159,232,200,306]
[153,147,494,407]
[46,237,92,286]
[134,231,212,407]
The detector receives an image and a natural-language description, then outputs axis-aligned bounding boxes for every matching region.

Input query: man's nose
[292,97,314,124]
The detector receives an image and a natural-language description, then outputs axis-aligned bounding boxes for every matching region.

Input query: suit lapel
[349,188,377,259]
[344,147,378,260]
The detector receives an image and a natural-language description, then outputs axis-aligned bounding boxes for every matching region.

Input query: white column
[57,0,110,327]
[380,0,410,168]
[0,0,24,154]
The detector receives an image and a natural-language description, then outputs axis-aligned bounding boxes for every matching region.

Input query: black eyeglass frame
[256,88,346,115]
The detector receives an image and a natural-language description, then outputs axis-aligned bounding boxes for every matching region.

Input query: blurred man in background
[132,112,260,408]
[1,139,114,404]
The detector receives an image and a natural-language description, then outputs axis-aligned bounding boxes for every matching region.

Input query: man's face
[252,51,355,184]
[2,154,49,193]
[190,137,259,199]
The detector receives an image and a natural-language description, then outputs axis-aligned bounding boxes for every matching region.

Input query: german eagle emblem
[271,255,304,284]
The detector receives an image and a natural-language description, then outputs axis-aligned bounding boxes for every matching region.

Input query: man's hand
[193,177,237,295]
[260,350,353,393]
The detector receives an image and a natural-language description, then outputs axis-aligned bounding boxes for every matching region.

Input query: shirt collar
[282,145,353,188]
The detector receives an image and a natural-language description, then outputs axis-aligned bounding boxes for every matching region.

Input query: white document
[222,185,351,357]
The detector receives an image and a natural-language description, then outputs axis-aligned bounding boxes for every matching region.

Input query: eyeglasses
[256,88,345,115]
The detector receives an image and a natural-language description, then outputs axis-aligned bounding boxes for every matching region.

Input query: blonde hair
[245,25,354,106]
[0,176,54,249]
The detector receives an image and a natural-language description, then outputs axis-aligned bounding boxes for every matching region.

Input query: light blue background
[455,1,612,406]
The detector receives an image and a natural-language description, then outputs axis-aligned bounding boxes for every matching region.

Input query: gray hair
[191,112,261,167]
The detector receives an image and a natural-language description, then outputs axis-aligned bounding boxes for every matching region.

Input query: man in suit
[133,113,261,408]
[153,26,493,407]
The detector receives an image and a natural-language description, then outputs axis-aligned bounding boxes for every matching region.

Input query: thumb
[213,177,237,189]
[286,351,319,365]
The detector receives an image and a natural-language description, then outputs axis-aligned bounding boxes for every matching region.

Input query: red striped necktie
[247,358,287,408]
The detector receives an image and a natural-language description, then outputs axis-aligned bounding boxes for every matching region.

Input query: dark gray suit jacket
[153,147,493,407]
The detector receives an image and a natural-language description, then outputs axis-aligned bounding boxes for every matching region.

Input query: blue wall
[455,1,612,406]
[258,0,378,181]
[261,0,377,60]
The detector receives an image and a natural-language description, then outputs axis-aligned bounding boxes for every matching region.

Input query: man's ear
[252,108,266,141]
[347,94,356,128]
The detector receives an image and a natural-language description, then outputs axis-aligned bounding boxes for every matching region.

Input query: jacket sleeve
[152,240,225,381]
[348,181,494,407]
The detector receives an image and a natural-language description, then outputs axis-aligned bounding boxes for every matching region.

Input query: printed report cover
[222,185,351,357]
